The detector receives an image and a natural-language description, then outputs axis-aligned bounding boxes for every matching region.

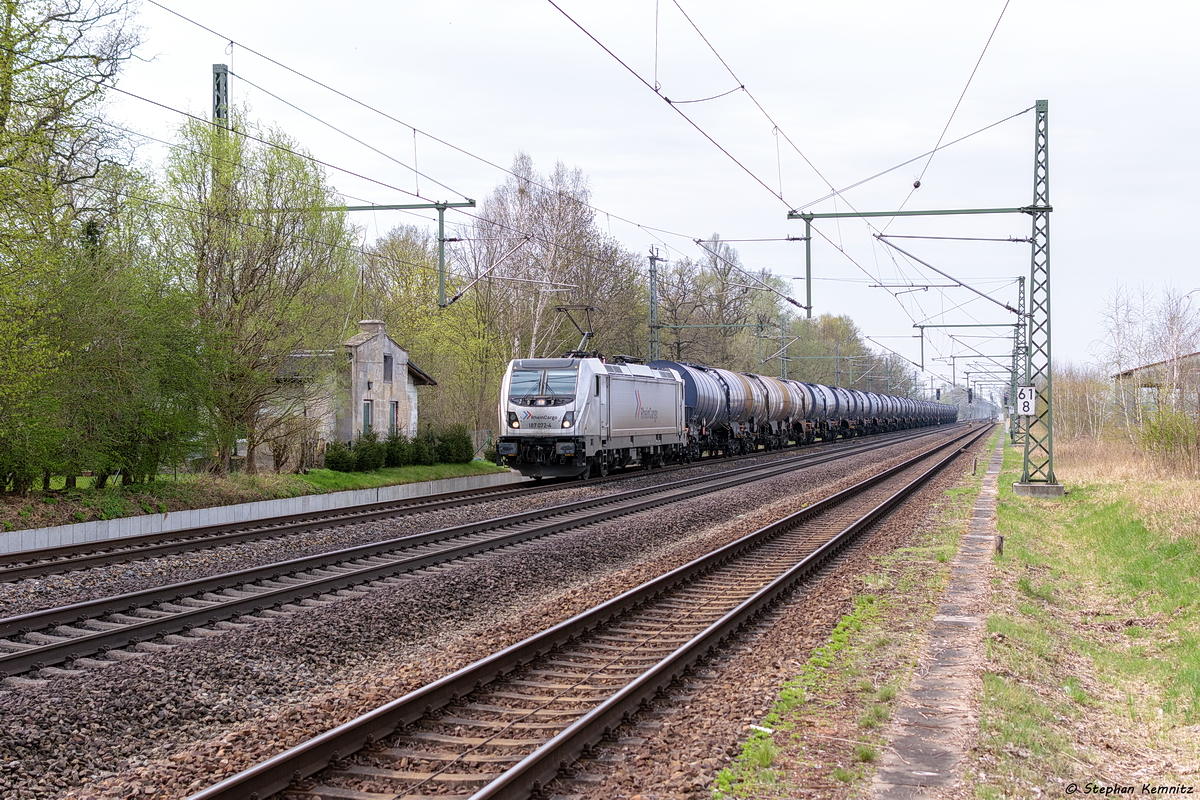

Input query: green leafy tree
[55,201,204,487]
[322,440,354,472]
[0,0,142,491]
[352,430,386,472]
[161,111,357,475]
[384,430,412,467]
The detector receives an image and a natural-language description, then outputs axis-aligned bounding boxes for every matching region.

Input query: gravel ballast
[0,431,967,798]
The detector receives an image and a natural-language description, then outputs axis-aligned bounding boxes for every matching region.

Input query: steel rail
[186,425,991,800]
[0,428,958,679]
[0,425,959,582]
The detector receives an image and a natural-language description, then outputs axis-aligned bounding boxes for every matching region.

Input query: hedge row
[322,425,475,472]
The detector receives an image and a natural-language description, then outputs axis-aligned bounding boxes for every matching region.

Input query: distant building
[335,319,437,442]
[1113,351,1200,417]
[259,320,435,472]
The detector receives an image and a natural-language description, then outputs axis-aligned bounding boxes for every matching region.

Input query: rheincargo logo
[635,390,659,420]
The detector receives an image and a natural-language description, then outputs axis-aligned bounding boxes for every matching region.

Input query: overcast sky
[109,0,1200,391]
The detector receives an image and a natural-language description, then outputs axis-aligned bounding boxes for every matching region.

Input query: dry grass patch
[970,440,1200,798]
[1057,438,1200,543]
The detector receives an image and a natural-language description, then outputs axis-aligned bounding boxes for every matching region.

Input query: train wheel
[598,456,609,478]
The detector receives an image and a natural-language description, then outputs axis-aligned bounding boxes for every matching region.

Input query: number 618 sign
[1016,386,1036,416]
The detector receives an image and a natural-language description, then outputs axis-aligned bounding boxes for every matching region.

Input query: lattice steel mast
[1017,100,1061,491]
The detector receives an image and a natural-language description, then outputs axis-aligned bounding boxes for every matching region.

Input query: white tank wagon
[496,357,685,479]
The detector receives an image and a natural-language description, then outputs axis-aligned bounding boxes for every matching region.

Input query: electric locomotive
[495,356,686,479]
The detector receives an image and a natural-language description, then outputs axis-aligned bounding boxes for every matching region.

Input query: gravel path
[0,432,955,799]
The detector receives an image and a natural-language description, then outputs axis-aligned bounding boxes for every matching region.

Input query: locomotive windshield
[508,368,578,404]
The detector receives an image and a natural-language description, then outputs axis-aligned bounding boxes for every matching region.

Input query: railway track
[0,426,961,682]
[0,426,959,583]
[189,424,991,800]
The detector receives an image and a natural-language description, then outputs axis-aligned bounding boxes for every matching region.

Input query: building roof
[342,321,437,386]
[407,361,437,386]
[343,331,377,348]
[1113,351,1200,380]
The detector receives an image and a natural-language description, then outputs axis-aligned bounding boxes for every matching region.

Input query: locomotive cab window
[508,368,578,407]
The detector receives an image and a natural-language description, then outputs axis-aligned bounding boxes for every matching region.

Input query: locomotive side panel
[605,369,684,440]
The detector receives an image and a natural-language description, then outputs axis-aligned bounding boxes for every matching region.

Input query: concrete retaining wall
[2,470,528,555]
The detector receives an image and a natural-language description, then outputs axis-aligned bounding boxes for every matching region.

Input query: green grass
[297,461,507,491]
[973,440,1200,797]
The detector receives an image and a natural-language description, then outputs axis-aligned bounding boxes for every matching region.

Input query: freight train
[496,356,957,479]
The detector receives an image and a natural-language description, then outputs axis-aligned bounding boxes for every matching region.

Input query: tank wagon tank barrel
[496,356,958,480]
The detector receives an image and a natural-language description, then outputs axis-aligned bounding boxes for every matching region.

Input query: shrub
[436,424,475,464]
[385,431,412,468]
[323,440,355,472]
[411,427,436,466]
[353,430,386,472]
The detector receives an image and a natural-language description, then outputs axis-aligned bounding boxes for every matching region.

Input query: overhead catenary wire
[876,236,1020,316]
[640,0,1013,347]
[664,0,838,201]
[692,238,806,311]
[36,1,1017,373]
[0,37,440,210]
[2,160,439,278]
[789,107,1033,213]
[98,118,395,212]
[545,0,791,206]
[142,0,1011,364]
[913,2,1013,191]
[882,0,1013,231]
[229,69,468,202]
[2,25,701,294]
[145,0,702,250]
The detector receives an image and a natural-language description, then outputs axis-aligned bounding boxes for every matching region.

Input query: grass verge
[0,461,509,533]
[712,429,995,798]
[969,439,1200,797]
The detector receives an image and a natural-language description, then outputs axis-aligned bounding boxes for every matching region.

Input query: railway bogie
[497,356,958,479]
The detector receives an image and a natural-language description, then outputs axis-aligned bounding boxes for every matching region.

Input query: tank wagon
[496,356,957,479]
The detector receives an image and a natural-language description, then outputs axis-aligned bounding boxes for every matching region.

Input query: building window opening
[363,400,373,436]
[383,354,394,383]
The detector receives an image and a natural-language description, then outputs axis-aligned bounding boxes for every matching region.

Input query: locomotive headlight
[507,411,519,429]
[561,411,575,429]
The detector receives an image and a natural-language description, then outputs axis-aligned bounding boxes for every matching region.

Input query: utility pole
[803,220,813,318]
[787,101,1060,493]
[648,247,664,361]
[1016,101,1063,495]
[208,67,482,312]
[1010,275,1026,445]
[779,322,787,379]
[213,64,228,125]
[330,201,476,307]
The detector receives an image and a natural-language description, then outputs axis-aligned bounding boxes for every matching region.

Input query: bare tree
[461,153,645,361]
